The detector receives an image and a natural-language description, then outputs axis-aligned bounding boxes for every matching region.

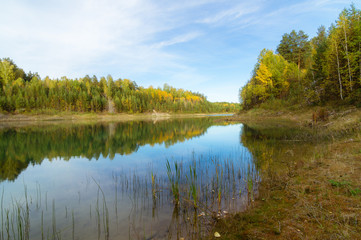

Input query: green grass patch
[329,179,361,196]
[328,179,351,187]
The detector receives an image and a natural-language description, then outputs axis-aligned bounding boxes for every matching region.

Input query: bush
[259,98,288,111]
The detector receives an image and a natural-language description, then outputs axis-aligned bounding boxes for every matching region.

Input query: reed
[45,192,48,211]
[166,160,181,205]
[96,189,100,240]
[0,147,257,240]
[15,202,23,240]
[1,189,4,240]
[24,186,29,240]
[151,172,156,200]
[72,210,75,240]
[92,177,109,240]
[5,209,9,240]
[113,173,118,220]
[52,199,56,239]
[36,183,41,210]
[41,211,44,240]
[186,162,198,209]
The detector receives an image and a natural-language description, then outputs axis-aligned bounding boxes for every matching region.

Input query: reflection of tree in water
[0,118,214,181]
[241,124,317,174]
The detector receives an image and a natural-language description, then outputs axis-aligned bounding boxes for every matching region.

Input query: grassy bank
[0,111,234,128]
[224,106,361,139]
[210,107,361,239]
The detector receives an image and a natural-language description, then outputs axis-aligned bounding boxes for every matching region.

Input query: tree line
[0,59,239,113]
[240,5,361,109]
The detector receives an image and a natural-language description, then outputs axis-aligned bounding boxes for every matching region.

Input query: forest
[240,5,361,110]
[0,60,239,114]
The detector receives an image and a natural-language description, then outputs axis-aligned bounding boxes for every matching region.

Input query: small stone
[214,232,221,238]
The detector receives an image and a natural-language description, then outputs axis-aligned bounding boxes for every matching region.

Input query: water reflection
[240,123,320,186]
[0,118,215,181]
[0,119,261,240]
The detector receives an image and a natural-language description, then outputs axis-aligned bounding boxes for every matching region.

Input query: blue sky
[0,0,357,102]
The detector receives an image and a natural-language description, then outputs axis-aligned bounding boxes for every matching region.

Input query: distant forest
[0,60,239,114]
[240,5,361,110]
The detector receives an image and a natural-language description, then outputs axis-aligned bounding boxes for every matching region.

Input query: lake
[0,117,264,240]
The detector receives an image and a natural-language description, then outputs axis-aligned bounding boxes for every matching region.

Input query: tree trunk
[298,52,301,70]
[343,20,353,91]
[108,98,114,113]
[359,15,361,83]
[310,61,315,84]
[359,41,361,84]
[335,41,343,100]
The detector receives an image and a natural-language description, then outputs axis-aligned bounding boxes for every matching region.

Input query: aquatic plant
[0,148,257,240]
[166,160,181,205]
[186,162,198,209]
[92,177,109,240]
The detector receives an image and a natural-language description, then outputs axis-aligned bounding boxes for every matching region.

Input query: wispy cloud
[253,0,352,28]
[197,2,261,25]
[0,0,200,78]
[0,0,356,101]
[152,32,203,49]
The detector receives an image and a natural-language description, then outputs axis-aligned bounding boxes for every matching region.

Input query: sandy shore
[0,112,234,127]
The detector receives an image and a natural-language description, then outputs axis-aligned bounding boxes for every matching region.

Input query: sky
[0,0,358,102]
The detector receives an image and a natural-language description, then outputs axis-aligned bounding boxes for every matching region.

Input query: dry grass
[0,112,227,128]
[209,107,361,240]
[210,139,361,239]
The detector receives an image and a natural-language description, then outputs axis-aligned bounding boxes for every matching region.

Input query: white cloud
[152,32,202,49]
[0,0,203,78]
[0,0,356,102]
[198,2,261,25]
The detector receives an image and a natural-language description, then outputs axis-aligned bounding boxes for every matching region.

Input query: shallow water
[0,118,260,240]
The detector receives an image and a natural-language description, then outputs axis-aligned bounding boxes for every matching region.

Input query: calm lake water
[0,117,262,240]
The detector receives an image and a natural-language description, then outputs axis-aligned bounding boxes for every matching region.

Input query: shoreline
[223,106,361,134]
[0,112,234,126]
[210,106,361,239]
[1,107,360,239]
